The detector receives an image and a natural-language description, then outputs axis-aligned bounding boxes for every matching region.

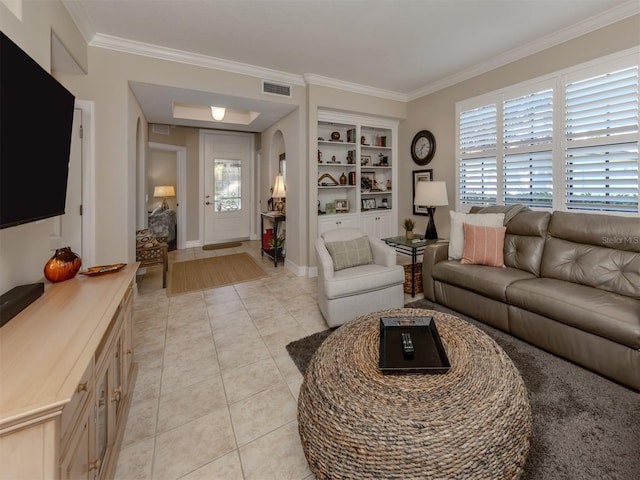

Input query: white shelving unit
[316,111,398,238]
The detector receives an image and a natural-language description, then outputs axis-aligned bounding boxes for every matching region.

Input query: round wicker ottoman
[298,308,532,480]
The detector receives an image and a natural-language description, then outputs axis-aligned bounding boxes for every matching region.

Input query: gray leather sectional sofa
[422,209,640,390]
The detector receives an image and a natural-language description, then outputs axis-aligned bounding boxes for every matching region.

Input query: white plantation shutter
[459,104,498,205]
[456,52,638,214]
[565,66,638,212]
[503,89,554,208]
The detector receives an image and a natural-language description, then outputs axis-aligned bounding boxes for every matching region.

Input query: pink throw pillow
[461,223,506,267]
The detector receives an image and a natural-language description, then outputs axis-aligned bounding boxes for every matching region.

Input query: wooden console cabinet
[0,264,138,480]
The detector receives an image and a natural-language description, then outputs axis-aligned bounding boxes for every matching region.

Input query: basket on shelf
[403,263,423,294]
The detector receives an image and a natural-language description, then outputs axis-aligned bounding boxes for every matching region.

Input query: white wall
[0,0,88,293]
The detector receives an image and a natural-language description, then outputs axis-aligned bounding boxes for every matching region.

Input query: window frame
[455,47,639,216]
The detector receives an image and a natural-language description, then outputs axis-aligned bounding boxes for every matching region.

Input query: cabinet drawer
[60,361,93,453]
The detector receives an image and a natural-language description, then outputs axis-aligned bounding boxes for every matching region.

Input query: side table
[382,235,439,297]
[260,212,285,267]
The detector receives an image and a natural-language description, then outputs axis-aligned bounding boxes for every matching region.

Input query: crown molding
[303,74,408,102]
[408,0,640,101]
[65,0,638,103]
[89,34,406,101]
[90,33,307,86]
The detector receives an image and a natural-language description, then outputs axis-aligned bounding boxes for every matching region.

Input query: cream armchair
[316,228,405,328]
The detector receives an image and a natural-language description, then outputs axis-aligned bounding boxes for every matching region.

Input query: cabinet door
[112,332,124,423]
[377,211,395,238]
[360,211,394,239]
[318,214,359,236]
[122,282,134,396]
[60,405,94,480]
[94,365,109,480]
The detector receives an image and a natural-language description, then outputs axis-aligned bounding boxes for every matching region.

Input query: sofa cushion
[507,278,640,349]
[324,263,404,299]
[448,211,505,260]
[324,236,373,271]
[503,211,550,276]
[461,224,506,267]
[542,237,640,300]
[541,211,640,299]
[432,260,535,302]
[548,211,640,254]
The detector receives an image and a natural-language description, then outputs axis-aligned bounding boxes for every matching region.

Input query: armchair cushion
[324,236,373,271]
[136,228,159,249]
[324,263,404,299]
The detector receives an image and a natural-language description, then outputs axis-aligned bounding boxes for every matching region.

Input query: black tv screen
[1,31,75,230]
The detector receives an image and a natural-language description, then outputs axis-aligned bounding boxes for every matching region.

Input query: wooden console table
[0,264,139,480]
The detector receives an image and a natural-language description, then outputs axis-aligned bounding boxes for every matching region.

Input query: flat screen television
[0,31,76,230]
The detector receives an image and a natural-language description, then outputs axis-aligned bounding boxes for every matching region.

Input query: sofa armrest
[369,237,397,267]
[315,238,336,279]
[422,242,449,301]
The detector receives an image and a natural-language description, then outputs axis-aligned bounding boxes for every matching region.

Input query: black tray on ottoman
[379,316,451,374]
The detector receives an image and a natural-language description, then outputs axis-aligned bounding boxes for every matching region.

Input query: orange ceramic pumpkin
[44,247,82,283]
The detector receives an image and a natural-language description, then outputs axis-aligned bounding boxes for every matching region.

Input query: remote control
[402,332,414,357]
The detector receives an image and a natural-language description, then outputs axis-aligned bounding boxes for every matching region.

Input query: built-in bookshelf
[316,111,398,238]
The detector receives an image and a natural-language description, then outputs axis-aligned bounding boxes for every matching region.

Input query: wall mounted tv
[1,31,76,230]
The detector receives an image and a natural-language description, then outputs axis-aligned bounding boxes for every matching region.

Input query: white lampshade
[272,174,286,198]
[414,181,448,207]
[211,106,226,121]
[153,185,176,198]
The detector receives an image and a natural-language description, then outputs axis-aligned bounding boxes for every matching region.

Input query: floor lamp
[414,181,448,240]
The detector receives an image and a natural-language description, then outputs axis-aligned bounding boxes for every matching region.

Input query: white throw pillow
[448,211,505,260]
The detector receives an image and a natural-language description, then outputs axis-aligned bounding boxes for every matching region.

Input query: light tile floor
[115,240,420,480]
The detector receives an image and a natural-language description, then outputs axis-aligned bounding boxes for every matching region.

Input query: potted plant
[269,235,285,253]
[402,218,416,239]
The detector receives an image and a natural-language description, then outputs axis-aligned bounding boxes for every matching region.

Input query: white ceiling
[61,0,638,132]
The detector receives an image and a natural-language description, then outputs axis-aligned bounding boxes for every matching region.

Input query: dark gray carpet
[286,299,640,480]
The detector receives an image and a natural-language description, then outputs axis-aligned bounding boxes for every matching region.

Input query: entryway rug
[168,252,267,296]
[286,299,639,480]
[202,241,242,250]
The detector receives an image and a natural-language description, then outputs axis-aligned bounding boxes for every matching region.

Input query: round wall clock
[411,130,436,165]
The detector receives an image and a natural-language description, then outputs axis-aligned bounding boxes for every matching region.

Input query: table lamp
[414,181,448,239]
[154,185,175,210]
[272,174,286,214]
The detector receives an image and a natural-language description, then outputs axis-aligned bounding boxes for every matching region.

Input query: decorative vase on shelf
[44,247,82,283]
[339,173,347,185]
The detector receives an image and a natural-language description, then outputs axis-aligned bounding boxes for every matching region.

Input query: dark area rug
[286,299,640,480]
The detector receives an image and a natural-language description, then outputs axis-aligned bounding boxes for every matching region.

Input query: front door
[202,131,252,244]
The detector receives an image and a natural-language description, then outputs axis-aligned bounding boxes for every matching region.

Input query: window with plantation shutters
[456,50,639,215]
[503,89,554,208]
[458,104,497,205]
[565,65,638,212]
